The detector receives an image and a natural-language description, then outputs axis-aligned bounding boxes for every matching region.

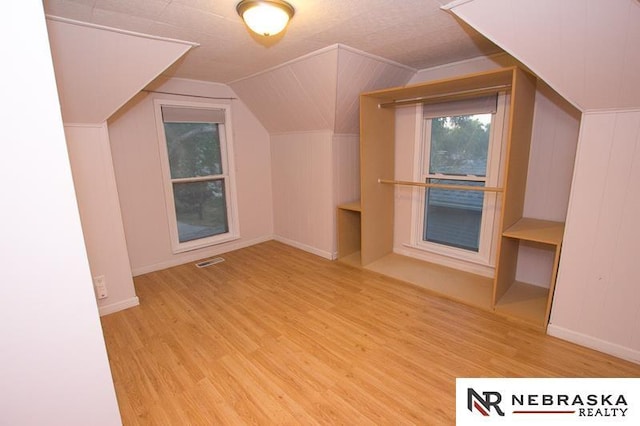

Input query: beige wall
[108,78,274,275]
[65,124,138,314]
[271,131,335,258]
[550,110,640,363]
[271,131,360,259]
[333,133,361,208]
[516,82,581,286]
[0,2,121,423]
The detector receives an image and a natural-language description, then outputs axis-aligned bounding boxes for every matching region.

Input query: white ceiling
[43,0,502,84]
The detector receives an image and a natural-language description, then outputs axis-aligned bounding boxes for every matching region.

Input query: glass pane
[164,122,222,179]
[423,179,484,252]
[173,180,228,243]
[428,114,491,176]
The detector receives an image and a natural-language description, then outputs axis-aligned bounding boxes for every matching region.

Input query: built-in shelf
[495,217,565,328]
[494,281,550,328]
[502,218,564,245]
[338,201,361,212]
[339,251,362,268]
[337,201,362,264]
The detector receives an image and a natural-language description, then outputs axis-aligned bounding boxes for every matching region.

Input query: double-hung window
[155,100,239,253]
[412,94,507,265]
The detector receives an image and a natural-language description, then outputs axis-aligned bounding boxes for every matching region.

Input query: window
[412,94,507,265]
[155,101,239,253]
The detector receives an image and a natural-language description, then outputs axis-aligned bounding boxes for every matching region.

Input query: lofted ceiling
[42,0,502,84]
[229,45,416,133]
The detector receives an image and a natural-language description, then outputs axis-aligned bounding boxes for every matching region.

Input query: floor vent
[195,257,225,268]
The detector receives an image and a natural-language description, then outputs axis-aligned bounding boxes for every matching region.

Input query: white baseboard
[98,296,140,316]
[131,235,273,276]
[547,323,640,365]
[273,235,335,260]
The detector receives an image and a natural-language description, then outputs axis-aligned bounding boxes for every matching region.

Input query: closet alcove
[337,67,579,329]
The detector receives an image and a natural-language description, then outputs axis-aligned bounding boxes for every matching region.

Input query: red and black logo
[468,388,505,416]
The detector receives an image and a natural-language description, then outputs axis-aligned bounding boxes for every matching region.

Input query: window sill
[171,233,240,254]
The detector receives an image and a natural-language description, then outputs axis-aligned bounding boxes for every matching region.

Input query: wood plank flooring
[100,241,640,425]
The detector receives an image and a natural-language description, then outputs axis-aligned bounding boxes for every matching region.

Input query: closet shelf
[493,281,549,328]
[338,201,361,212]
[497,218,565,328]
[339,251,361,268]
[502,218,565,245]
[337,201,362,263]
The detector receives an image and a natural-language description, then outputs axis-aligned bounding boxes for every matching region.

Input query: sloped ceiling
[46,17,195,124]
[43,0,502,85]
[334,46,418,134]
[445,0,640,111]
[229,47,339,133]
[230,45,416,133]
[42,0,506,133]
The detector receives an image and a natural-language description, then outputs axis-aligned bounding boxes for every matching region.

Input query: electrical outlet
[93,275,108,299]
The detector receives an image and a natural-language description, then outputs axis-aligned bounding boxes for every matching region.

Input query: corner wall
[549,110,640,363]
[64,123,138,315]
[271,131,360,259]
[46,17,195,314]
[271,131,335,258]
[231,44,412,259]
[0,2,121,423]
[108,79,274,274]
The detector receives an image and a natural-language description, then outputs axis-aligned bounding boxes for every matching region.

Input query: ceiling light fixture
[236,0,295,37]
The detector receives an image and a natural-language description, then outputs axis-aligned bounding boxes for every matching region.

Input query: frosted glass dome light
[236,0,295,37]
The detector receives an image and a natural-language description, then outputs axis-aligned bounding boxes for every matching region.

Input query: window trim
[154,99,240,253]
[409,92,509,267]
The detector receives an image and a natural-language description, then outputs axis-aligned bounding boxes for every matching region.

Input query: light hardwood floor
[101,241,640,425]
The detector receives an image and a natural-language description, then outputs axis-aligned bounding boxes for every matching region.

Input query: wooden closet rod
[378,84,511,108]
[378,178,503,193]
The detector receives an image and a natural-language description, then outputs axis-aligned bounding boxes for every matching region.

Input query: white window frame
[154,99,240,253]
[410,92,509,267]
